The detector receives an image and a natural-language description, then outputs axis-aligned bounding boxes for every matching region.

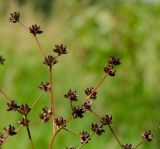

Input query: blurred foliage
[0,0,160,149]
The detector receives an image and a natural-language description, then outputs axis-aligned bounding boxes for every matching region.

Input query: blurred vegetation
[0,0,160,149]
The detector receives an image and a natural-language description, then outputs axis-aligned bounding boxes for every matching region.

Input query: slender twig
[63,128,79,137]
[77,132,94,149]
[49,74,108,148]
[34,36,46,58]
[31,91,44,109]
[108,124,122,148]
[49,68,55,132]
[0,89,11,102]
[82,74,107,105]
[19,22,29,31]
[89,110,101,119]
[134,140,145,149]
[26,124,34,149]
[49,130,58,149]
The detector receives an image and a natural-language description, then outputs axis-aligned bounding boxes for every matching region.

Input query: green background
[0,0,160,148]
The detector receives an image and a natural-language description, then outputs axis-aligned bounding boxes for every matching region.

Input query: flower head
[91,123,104,136]
[9,11,20,23]
[0,55,5,65]
[72,106,84,119]
[80,131,90,144]
[39,107,52,122]
[0,133,5,145]
[104,64,115,76]
[7,100,19,111]
[141,130,153,142]
[108,56,120,66]
[39,81,50,92]
[81,101,92,112]
[18,117,30,126]
[85,87,97,99]
[66,146,76,149]
[4,125,16,136]
[53,44,67,56]
[64,90,78,102]
[122,144,133,149]
[43,55,58,69]
[100,114,112,125]
[29,24,43,36]
[55,116,66,128]
[17,104,31,115]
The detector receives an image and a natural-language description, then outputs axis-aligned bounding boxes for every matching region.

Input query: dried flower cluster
[0,11,154,149]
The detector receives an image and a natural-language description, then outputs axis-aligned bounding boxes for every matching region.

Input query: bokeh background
[0,0,160,148]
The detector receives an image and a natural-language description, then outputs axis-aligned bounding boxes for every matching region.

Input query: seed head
[7,100,19,111]
[72,106,84,119]
[64,90,78,102]
[141,130,153,142]
[55,116,66,128]
[108,56,120,66]
[4,125,16,136]
[39,81,51,92]
[9,11,20,23]
[66,146,76,149]
[100,114,112,125]
[81,101,92,112]
[53,44,67,56]
[29,24,43,36]
[104,64,115,76]
[0,55,5,65]
[17,104,31,115]
[43,55,58,69]
[0,133,5,145]
[85,87,97,99]
[80,131,90,144]
[122,144,133,149]
[18,117,30,126]
[39,107,52,122]
[91,123,104,136]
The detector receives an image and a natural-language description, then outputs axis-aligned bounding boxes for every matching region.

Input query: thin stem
[134,140,145,149]
[89,110,101,119]
[0,89,11,102]
[49,68,55,132]
[31,91,44,109]
[63,128,79,137]
[19,22,29,31]
[77,132,94,149]
[26,124,34,149]
[82,74,107,105]
[108,124,122,148]
[34,36,46,58]
[49,131,58,149]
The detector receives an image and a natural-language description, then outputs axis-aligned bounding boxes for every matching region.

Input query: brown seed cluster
[91,123,104,136]
[4,125,16,136]
[65,90,78,102]
[9,11,20,23]
[55,116,66,128]
[53,44,67,56]
[0,55,5,65]
[85,87,97,99]
[43,55,58,69]
[100,114,112,125]
[80,131,90,144]
[39,107,52,122]
[141,130,153,142]
[122,144,133,149]
[39,81,51,92]
[29,24,43,36]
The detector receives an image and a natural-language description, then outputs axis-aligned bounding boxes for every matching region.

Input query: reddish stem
[49,130,58,149]
[0,89,11,102]
[134,140,145,149]
[49,68,55,130]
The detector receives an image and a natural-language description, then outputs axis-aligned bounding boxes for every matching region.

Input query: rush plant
[0,11,153,149]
